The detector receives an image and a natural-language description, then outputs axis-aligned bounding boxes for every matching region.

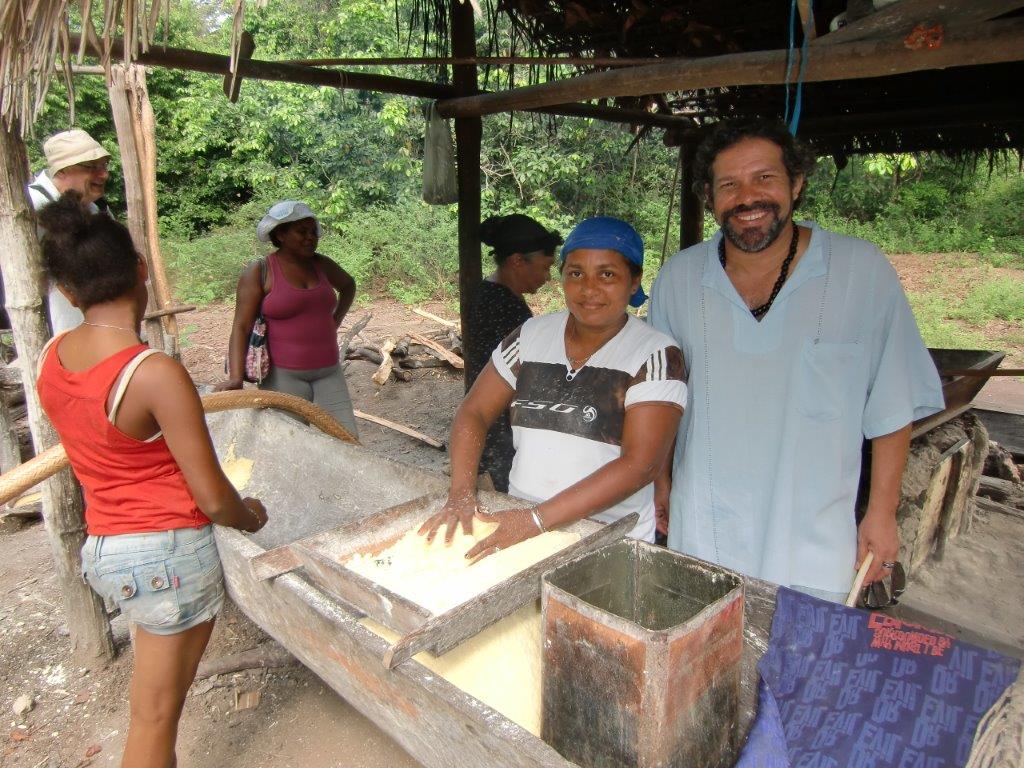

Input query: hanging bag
[422,102,458,205]
[224,257,271,383]
[244,257,271,383]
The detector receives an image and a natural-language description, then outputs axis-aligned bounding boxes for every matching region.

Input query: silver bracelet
[529,507,547,534]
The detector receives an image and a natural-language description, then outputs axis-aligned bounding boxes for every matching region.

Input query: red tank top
[37,336,209,536]
[261,253,340,369]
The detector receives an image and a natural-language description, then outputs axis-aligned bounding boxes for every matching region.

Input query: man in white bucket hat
[27,129,115,335]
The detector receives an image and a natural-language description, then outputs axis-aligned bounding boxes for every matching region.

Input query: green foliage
[323,198,459,304]
[955,278,1024,325]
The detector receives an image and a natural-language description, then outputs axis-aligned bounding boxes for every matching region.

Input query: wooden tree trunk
[0,128,114,663]
[107,65,168,354]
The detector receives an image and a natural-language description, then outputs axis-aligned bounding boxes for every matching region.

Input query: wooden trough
[912,348,1005,438]
[208,407,781,768]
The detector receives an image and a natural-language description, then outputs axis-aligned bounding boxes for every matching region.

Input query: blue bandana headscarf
[559,216,648,307]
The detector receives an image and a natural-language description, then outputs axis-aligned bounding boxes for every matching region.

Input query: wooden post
[451,0,482,392]
[0,392,21,473]
[107,65,167,353]
[0,128,114,663]
[679,142,704,250]
[125,65,179,357]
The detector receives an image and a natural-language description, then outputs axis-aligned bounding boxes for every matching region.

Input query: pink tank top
[261,254,340,370]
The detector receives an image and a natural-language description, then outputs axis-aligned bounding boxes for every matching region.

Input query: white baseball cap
[256,200,322,243]
[44,129,110,175]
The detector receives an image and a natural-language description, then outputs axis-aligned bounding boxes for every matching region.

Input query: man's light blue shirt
[649,222,944,594]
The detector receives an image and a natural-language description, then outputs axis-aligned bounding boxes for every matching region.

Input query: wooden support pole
[435,19,1024,119]
[679,142,704,250]
[451,0,482,393]
[107,65,167,353]
[125,65,179,356]
[0,128,114,663]
[0,393,21,473]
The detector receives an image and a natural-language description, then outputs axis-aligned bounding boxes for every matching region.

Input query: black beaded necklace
[719,223,799,321]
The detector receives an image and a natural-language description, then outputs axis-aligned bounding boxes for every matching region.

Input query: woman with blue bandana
[421,217,687,558]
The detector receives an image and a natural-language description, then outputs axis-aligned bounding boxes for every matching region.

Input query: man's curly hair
[693,121,817,209]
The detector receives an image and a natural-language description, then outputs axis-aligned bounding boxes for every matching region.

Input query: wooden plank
[813,0,1024,45]
[353,409,445,450]
[910,452,955,569]
[409,332,464,370]
[413,307,458,329]
[384,512,640,669]
[975,495,1024,521]
[435,19,1024,119]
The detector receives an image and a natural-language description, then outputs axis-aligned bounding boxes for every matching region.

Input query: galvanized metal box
[541,540,744,768]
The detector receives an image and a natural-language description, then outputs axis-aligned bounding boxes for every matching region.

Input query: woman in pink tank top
[219,201,358,437]
[35,193,269,768]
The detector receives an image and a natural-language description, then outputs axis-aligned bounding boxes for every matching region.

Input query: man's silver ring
[882,561,897,569]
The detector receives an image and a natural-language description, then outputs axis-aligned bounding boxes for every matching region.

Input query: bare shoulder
[132,351,196,392]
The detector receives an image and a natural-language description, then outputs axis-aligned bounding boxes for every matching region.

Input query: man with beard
[28,129,114,335]
[648,121,943,602]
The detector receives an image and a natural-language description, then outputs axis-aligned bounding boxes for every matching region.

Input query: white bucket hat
[256,200,321,243]
[44,129,110,175]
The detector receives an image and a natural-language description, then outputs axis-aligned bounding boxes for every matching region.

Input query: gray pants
[259,364,359,439]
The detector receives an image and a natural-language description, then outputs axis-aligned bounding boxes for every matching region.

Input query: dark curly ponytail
[37,192,141,309]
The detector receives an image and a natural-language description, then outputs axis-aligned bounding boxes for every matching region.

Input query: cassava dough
[349,521,580,734]
[220,442,254,492]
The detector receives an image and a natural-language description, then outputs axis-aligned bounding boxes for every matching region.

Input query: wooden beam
[436,19,1024,119]
[536,102,693,129]
[68,35,690,131]
[286,55,701,68]
[451,0,482,393]
[69,35,456,100]
[814,0,1024,45]
[0,128,114,664]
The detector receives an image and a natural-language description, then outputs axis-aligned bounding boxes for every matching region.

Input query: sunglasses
[859,561,907,610]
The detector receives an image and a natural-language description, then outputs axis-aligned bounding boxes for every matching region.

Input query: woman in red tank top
[35,194,268,768]
[218,201,359,437]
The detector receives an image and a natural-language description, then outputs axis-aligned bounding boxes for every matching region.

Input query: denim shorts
[81,525,225,636]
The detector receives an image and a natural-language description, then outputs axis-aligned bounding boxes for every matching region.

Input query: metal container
[541,541,744,768]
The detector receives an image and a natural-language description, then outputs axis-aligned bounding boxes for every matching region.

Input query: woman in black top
[465,214,562,491]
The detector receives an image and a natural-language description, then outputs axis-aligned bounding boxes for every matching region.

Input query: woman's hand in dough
[419,490,478,544]
[465,508,543,562]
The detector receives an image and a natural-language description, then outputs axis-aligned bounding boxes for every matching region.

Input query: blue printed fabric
[737,588,1020,768]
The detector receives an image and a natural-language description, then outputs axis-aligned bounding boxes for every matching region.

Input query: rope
[784,0,812,136]
[965,665,1024,768]
[0,389,358,507]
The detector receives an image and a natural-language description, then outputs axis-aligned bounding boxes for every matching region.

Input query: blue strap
[784,0,812,136]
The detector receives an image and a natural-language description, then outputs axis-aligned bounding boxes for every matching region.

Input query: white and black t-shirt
[491,311,687,541]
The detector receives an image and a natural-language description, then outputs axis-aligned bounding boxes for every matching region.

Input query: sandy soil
[2,271,1023,768]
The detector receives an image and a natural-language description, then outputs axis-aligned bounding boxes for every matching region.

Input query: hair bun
[479,215,506,246]
[37,191,91,243]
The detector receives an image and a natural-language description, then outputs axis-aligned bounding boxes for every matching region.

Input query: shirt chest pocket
[793,341,865,421]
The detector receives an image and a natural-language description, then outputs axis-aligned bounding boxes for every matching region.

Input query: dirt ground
[2,267,1023,768]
